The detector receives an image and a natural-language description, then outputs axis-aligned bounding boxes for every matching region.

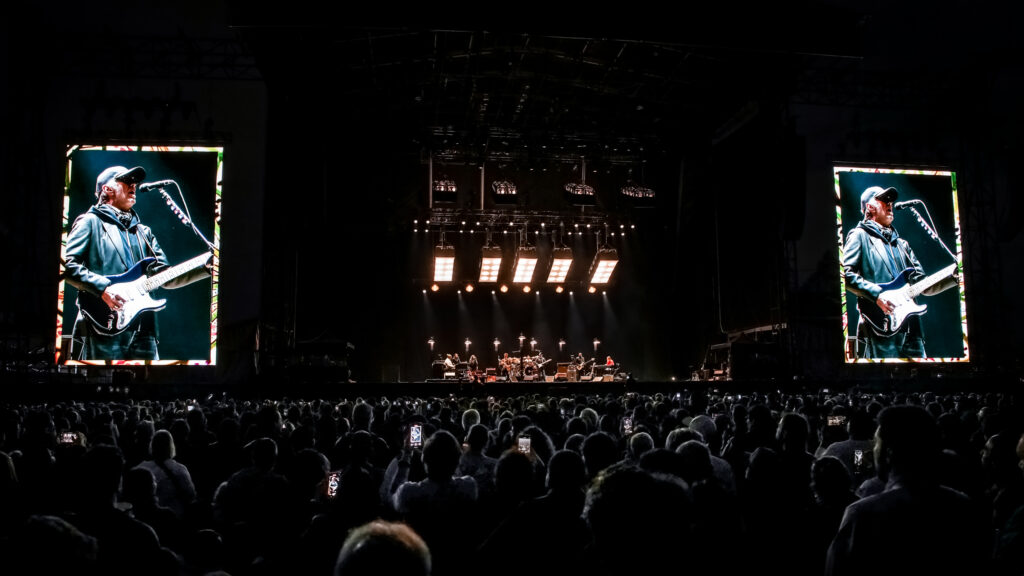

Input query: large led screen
[56,145,221,366]
[835,166,968,363]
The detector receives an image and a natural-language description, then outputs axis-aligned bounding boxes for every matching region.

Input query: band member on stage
[500,352,512,377]
[575,353,585,366]
[605,355,615,366]
[468,354,479,373]
[443,354,456,371]
[843,185,958,359]
[64,165,211,361]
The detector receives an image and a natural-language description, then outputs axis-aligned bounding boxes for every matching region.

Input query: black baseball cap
[860,186,898,213]
[95,166,146,198]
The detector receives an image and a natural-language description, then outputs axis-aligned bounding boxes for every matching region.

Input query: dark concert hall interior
[1,4,1024,575]
[5,3,1023,394]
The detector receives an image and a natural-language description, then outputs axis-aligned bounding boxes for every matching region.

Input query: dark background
[2,2,1022,389]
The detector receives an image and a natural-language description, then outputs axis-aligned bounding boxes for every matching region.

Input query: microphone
[136,180,176,193]
[893,200,922,210]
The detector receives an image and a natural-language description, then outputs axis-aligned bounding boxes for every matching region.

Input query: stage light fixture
[465,283,474,292]
[433,235,455,282]
[621,165,656,206]
[431,283,440,292]
[565,182,595,196]
[480,245,502,283]
[546,246,573,283]
[565,157,597,206]
[511,225,538,283]
[433,177,457,193]
[432,175,457,204]
[588,285,597,293]
[492,178,518,203]
[523,285,531,293]
[621,184,656,199]
[500,284,509,293]
[555,286,564,294]
[428,337,435,351]
[493,338,500,351]
[589,247,618,285]
[513,246,538,283]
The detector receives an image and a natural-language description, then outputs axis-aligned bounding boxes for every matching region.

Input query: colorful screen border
[834,165,969,363]
[56,144,222,366]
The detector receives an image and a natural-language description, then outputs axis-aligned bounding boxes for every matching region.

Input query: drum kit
[502,353,549,381]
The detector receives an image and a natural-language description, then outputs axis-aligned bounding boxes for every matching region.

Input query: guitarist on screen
[842,185,959,359]
[64,165,212,361]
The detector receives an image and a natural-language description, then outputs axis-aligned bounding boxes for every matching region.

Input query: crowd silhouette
[0,386,1022,575]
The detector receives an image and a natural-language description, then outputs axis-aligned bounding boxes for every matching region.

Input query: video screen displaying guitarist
[63,164,212,361]
[842,185,959,359]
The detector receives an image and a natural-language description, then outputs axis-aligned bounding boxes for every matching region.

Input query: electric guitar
[78,252,212,335]
[858,263,958,338]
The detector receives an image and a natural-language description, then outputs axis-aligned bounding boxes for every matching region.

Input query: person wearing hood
[842,186,958,359]
[64,165,210,361]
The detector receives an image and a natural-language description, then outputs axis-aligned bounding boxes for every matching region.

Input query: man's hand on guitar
[102,286,128,311]
[875,296,894,315]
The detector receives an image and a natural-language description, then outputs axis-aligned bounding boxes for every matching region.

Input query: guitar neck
[907,263,958,299]
[143,252,211,292]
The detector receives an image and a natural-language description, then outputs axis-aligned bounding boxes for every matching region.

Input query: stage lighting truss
[421,209,628,291]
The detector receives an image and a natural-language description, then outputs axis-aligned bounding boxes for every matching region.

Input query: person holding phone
[392,430,478,575]
[820,410,877,488]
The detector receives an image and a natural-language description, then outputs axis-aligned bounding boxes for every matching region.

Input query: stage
[2,361,1020,403]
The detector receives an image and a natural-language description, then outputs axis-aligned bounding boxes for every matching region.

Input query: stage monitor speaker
[602,375,615,382]
[580,375,592,381]
[545,375,554,382]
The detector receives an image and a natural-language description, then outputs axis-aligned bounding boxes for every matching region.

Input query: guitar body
[77,257,167,336]
[858,268,927,338]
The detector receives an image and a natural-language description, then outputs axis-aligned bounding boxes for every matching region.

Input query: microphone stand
[904,203,958,264]
[156,184,217,252]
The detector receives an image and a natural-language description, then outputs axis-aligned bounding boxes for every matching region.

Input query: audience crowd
[1,386,1022,575]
